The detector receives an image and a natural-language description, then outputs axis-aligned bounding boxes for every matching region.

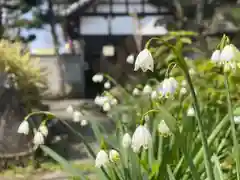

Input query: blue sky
[20,11,66,53]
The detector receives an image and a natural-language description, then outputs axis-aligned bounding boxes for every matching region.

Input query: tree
[0,0,44,42]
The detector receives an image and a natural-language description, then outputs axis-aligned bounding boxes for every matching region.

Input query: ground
[0,99,111,180]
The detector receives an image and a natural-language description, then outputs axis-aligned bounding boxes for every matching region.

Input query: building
[47,0,173,98]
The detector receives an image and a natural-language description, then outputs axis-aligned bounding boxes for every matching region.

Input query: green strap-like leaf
[40,145,87,179]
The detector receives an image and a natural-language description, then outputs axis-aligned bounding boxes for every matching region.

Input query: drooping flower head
[39,125,48,137]
[157,77,178,98]
[33,131,45,146]
[109,149,120,162]
[131,125,152,153]
[122,133,132,148]
[92,74,104,83]
[132,88,141,96]
[211,44,240,72]
[104,81,111,89]
[142,84,152,95]
[158,120,171,137]
[17,120,29,135]
[95,150,109,168]
[73,111,83,122]
[126,54,135,64]
[134,49,154,72]
[187,107,195,117]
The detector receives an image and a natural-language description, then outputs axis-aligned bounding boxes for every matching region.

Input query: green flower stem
[224,73,240,180]
[184,72,215,180]
[140,109,160,124]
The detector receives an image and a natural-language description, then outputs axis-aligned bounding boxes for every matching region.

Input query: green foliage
[0,40,47,108]
[29,31,240,180]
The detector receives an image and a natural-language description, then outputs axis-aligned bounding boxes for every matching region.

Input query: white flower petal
[17,121,29,135]
[103,102,111,112]
[73,111,83,122]
[234,116,240,124]
[104,81,111,89]
[131,125,152,153]
[187,107,195,117]
[142,85,152,95]
[95,150,109,168]
[39,125,48,137]
[220,45,235,62]
[158,120,171,136]
[211,50,221,62]
[132,88,140,96]
[157,77,178,98]
[134,49,154,72]
[126,54,135,64]
[151,91,157,99]
[122,133,132,148]
[109,149,120,162]
[80,119,88,126]
[33,131,45,145]
[92,74,104,83]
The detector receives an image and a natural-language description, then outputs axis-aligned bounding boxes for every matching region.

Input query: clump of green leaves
[0,40,47,109]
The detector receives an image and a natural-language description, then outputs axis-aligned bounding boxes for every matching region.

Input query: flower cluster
[66,105,88,126]
[17,120,48,146]
[211,44,240,72]
[95,149,120,168]
[92,74,112,90]
[94,94,118,112]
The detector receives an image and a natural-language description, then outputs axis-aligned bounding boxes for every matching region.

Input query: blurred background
[3,0,239,100]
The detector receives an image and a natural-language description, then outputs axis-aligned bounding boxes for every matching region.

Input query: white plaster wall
[80,3,168,35]
[80,15,168,35]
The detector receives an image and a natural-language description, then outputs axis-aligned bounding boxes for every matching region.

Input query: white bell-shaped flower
[151,90,157,99]
[103,102,111,112]
[134,49,154,72]
[126,54,135,64]
[66,105,74,114]
[234,116,240,124]
[33,131,45,145]
[80,119,88,126]
[104,81,111,89]
[95,96,109,107]
[142,84,152,95]
[95,150,109,168]
[132,88,140,96]
[220,44,235,62]
[92,74,104,83]
[122,133,132,148]
[158,120,171,136]
[180,87,187,95]
[131,125,152,153]
[109,149,120,162]
[211,50,221,62]
[157,77,178,98]
[73,111,83,122]
[17,121,29,135]
[211,44,240,72]
[39,125,48,137]
[187,107,195,117]
[110,98,118,106]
